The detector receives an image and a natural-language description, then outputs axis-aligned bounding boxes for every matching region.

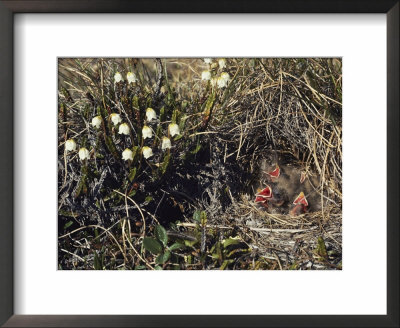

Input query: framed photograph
[1,1,398,327]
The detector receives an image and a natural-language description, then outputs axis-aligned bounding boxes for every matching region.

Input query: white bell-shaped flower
[217,72,230,89]
[122,148,133,161]
[201,70,211,81]
[168,123,180,137]
[78,147,90,161]
[110,113,122,126]
[221,72,230,82]
[217,77,227,89]
[161,136,172,150]
[142,146,153,159]
[203,58,212,64]
[142,125,153,139]
[126,72,137,84]
[91,115,102,129]
[118,123,130,135]
[218,58,226,69]
[146,108,157,122]
[114,72,123,83]
[65,139,77,152]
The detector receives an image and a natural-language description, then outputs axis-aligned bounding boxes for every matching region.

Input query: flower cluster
[115,71,138,84]
[64,139,90,161]
[82,108,180,163]
[201,58,230,89]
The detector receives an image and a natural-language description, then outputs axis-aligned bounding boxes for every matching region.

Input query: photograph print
[58,58,342,270]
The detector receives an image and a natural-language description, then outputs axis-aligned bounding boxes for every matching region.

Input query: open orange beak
[256,185,273,198]
[267,165,280,180]
[293,191,308,207]
[254,185,273,208]
[290,192,308,216]
[255,196,267,203]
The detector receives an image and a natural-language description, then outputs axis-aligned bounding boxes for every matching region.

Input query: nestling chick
[289,192,309,217]
[254,157,321,214]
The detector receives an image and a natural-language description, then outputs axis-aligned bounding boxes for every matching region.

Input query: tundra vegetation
[58,58,342,270]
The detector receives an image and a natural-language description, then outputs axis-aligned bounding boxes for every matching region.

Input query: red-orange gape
[289,192,309,217]
[266,164,280,182]
[254,185,273,209]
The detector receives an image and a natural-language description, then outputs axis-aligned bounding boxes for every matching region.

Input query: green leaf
[211,251,220,260]
[178,114,187,132]
[169,243,185,251]
[155,125,163,139]
[193,210,201,222]
[222,237,241,248]
[203,91,216,117]
[105,136,119,159]
[143,237,163,254]
[186,255,192,264]
[94,228,99,239]
[155,225,168,246]
[160,152,170,175]
[97,105,108,119]
[146,95,152,108]
[171,109,180,124]
[200,211,207,226]
[156,251,171,264]
[159,106,166,122]
[93,251,102,270]
[220,259,234,270]
[184,239,198,247]
[63,221,73,229]
[226,248,250,258]
[73,169,88,199]
[132,95,139,108]
[316,237,328,258]
[131,146,140,163]
[215,241,223,261]
[154,265,163,270]
[190,144,202,155]
[128,167,137,182]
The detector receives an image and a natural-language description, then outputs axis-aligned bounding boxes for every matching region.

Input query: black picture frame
[0,1,398,327]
